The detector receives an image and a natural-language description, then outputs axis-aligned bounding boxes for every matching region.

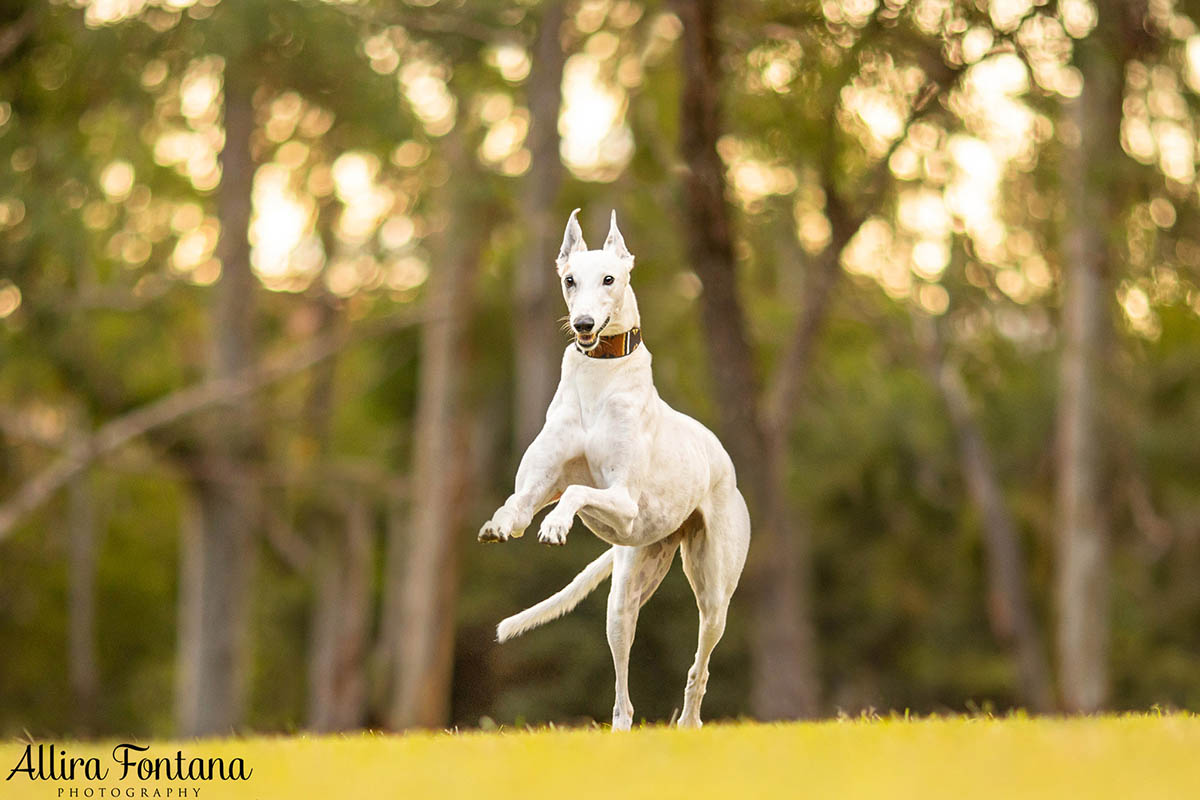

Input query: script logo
[7,743,252,796]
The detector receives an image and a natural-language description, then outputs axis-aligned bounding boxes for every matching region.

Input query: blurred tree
[176,60,260,740]
[1055,0,1158,713]
[307,492,372,731]
[513,1,568,449]
[672,0,974,718]
[915,314,1054,711]
[391,131,496,729]
[300,288,373,732]
[672,0,820,719]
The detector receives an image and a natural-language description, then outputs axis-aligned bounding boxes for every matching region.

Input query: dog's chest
[566,359,645,418]
[563,365,650,476]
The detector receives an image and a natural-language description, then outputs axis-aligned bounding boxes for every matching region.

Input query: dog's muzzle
[574,315,609,350]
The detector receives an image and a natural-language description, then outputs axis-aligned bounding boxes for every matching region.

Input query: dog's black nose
[572,316,595,333]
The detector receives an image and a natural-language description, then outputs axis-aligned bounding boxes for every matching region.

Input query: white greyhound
[479,208,751,730]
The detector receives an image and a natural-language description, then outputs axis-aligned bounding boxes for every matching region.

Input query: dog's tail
[496,547,616,642]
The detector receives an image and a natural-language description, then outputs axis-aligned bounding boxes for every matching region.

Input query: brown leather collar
[577,326,642,359]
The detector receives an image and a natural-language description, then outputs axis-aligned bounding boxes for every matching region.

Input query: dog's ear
[603,210,633,267]
[556,208,587,271]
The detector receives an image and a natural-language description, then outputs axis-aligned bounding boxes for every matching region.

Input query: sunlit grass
[2,714,1197,799]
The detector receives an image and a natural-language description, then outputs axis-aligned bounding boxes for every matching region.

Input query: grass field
[3,714,1198,799]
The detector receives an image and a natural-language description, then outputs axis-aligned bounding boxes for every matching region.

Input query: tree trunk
[1055,7,1130,712]
[388,137,489,729]
[513,1,567,448]
[1056,90,1111,713]
[67,471,99,736]
[308,496,372,731]
[298,293,373,732]
[176,77,258,737]
[1053,0,1159,717]
[673,0,820,719]
[754,433,819,718]
[915,316,1055,712]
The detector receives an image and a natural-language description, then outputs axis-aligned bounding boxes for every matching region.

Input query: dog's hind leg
[605,535,680,731]
[630,528,684,607]
[677,487,750,728]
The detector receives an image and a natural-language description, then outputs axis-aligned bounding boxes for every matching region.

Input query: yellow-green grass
[3,714,1198,799]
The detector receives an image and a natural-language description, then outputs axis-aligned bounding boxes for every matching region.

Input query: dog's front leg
[537,406,643,546]
[479,412,578,543]
[537,485,640,546]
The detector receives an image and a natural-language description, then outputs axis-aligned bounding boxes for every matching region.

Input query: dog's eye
[564,275,574,288]
[603,275,614,285]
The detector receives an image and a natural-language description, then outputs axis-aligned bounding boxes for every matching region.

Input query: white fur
[495,548,615,642]
[480,209,751,730]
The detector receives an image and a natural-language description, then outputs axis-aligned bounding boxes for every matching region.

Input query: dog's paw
[478,520,511,543]
[477,521,508,543]
[478,510,526,543]
[537,517,569,546]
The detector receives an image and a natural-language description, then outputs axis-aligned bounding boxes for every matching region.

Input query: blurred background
[1,0,1199,739]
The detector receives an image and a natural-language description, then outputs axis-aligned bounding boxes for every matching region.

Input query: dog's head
[555,209,634,352]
